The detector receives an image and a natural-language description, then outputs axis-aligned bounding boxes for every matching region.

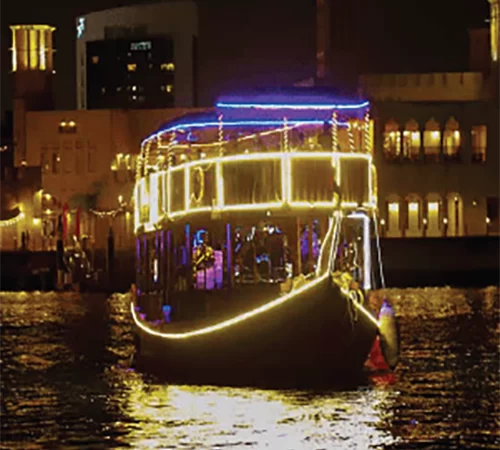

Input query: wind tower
[10,25,55,166]
[489,0,499,101]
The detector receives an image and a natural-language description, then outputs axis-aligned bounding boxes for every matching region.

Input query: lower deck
[135,210,380,325]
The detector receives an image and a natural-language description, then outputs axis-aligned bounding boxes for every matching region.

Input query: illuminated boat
[130,89,398,387]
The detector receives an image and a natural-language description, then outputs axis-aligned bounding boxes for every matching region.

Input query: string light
[130,207,379,340]
[0,211,24,228]
[90,205,128,218]
[348,122,355,152]
[218,114,224,156]
[332,111,338,151]
[216,101,370,110]
[141,118,350,147]
[135,150,375,232]
[364,111,372,152]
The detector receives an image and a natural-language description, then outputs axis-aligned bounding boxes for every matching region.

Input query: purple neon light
[216,101,370,110]
[142,119,350,146]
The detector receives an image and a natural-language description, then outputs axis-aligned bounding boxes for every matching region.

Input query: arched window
[471,125,487,163]
[425,193,443,237]
[402,119,421,161]
[383,119,401,160]
[386,195,402,238]
[405,194,423,237]
[443,117,460,161]
[423,118,441,162]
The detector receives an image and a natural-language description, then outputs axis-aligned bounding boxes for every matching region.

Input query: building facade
[14,107,205,251]
[3,21,204,251]
[76,1,198,110]
[359,0,499,238]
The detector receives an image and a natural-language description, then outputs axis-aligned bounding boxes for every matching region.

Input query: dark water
[1,287,498,449]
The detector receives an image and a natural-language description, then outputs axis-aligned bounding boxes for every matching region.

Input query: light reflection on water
[118,380,396,449]
[0,287,498,449]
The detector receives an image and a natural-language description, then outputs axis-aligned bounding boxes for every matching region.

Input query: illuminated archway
[385,194,402,238]
[445,193,464,237]
[425,193,443,237]
[402,119,420,161]
[405,193,423,237]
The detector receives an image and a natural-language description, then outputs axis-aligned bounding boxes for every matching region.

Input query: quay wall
[0,237,498,291]
[380,236,499,288]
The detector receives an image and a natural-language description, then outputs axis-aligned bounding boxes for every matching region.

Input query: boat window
[223,159,282,206]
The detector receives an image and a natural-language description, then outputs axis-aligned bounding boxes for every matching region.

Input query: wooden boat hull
[132,275,379,388]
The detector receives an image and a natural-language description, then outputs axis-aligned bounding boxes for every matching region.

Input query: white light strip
[347,212,371,291]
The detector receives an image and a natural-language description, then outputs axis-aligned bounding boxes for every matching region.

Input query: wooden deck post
[308,218,314,274]
[296,217,302,276]
[185,223,192,291]
[225,222,233,289]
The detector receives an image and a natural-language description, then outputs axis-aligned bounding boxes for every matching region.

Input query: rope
[372,210,386,289]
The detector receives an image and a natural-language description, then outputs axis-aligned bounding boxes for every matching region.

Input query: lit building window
[402,119,421,161]
[166,84,173,93]
[491,0,499,62]
[92,56,99,64]
[127,63,137,72]
[388,201,400,235]
[161,62,175,71]
[471,125,487,163]
[443,117,461,161]
[59,120,77,133]
[407,199,421,235]
[383,119,401,160]
[426,199,441,236]
[423,118,440,162]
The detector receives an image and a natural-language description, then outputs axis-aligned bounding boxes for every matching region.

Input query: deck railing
[134,151,376,232]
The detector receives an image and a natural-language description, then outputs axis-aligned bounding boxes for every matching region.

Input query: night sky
[0,0,490,121]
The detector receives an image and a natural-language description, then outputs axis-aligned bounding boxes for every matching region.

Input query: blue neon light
[142,119,349,146]
[216,101,370,110]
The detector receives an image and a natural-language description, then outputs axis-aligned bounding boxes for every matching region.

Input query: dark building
[76,2,197,110]
[86,37,175,109]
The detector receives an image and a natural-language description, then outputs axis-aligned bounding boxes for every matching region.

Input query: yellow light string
[218,114,224,156]
[0,211,25,228]
[143,141,151,176]
[134,150,376,233]
[364,111,371,152]
[191,166,205,205]
[332,111,338,151]
[90,206,126,218]
[136,151,143,180]
[348,121,355,152]
[130,213,380,339]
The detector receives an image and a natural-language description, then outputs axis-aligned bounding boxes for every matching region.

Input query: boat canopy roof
[144,88,370,146]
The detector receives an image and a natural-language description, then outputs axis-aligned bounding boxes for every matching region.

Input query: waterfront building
[359,0,499,238]
[75,1,198,110]
[2,23,204,251]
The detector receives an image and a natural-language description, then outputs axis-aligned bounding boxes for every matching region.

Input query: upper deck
[134,90,377,233]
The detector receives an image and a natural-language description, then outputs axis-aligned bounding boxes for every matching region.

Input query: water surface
[1,287,498,449]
